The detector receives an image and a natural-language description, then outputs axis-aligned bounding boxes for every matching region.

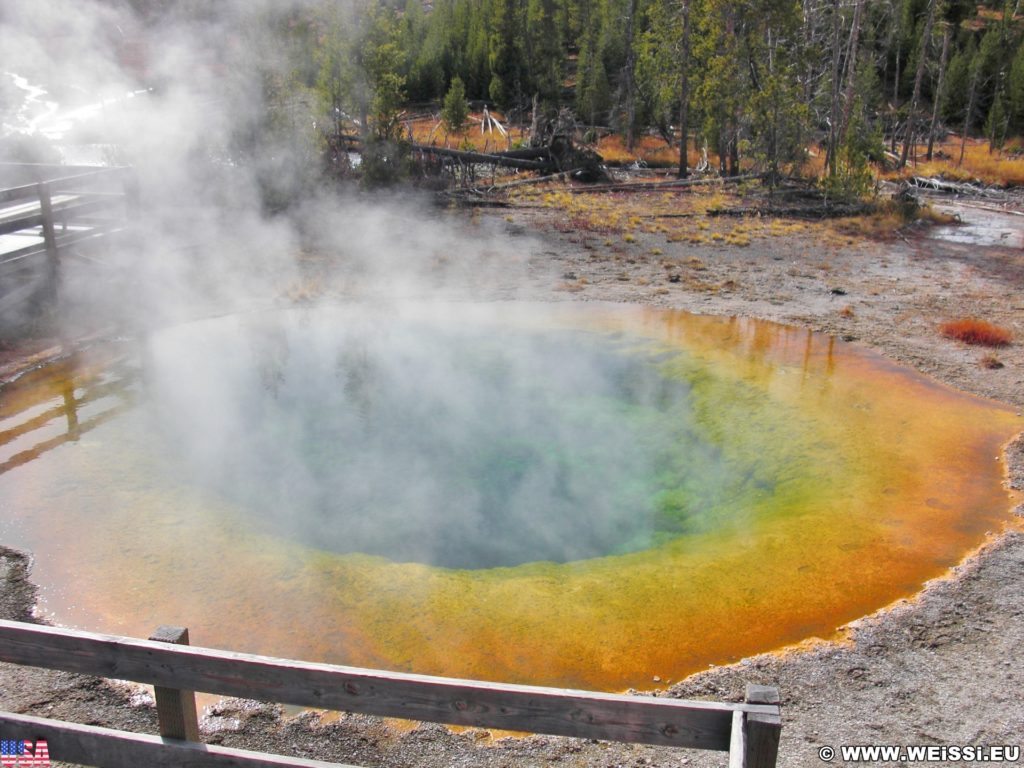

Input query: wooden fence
[0,619,781,767]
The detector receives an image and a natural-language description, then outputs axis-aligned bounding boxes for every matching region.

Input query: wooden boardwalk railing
[0,164,134,318]
[0,619,781,767]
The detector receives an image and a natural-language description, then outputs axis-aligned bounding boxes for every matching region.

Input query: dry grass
[890,139,1024,188]
[593,134,702,167]
[831,198,957,242]
[724,232,751,247]
[939,318,1013,347]
[979,353,1005,369]
[517,179,838,255]
[830,210,903,240]
[915,205,959,225]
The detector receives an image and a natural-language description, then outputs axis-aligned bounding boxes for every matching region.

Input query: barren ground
[1,185,1022,767]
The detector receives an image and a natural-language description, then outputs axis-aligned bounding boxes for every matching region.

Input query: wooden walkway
[0,163,134,320]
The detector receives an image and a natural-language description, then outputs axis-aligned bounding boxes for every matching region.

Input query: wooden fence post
[741,684,781,768]
[728,709,747,768]
[148,626,200,741]
[36,181,60,308]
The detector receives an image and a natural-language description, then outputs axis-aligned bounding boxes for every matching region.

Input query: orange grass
[405,113,528,153]
[594,134,704,167]
[939,318,1013,347]
[889,139,1024,187]
[804,145,828,178]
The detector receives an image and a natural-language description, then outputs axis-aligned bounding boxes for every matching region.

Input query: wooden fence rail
[0,711,352,768]
[0,168,130,206]
[0,619,780,767]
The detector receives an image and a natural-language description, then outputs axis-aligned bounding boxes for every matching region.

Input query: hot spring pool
[0,302,1019,690]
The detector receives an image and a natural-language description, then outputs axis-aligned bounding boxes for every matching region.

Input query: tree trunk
[529,93,540,144]
[958,60,980,167]
[899,0,937,168]
[824,0,842,176]
[801,0,815,105]
[988,99,998,154]
[677,0,691,178]
[766,27,779,186]
[925,23,951,161]
[838,0,864,147]
[929,25,950,160]
[891,48,901,154]
[729,118,739,176]
[622,0,638,150]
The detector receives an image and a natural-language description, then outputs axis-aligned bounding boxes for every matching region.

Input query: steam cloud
[144,306,724,569]
[1,0,541,327]
[0,1,742,570]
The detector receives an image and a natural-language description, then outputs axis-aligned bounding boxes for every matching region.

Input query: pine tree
[466,12,491,97]
[400,0,432,100]
[576,25,611,125]
[488,0,524,107]
[942,45,972,125]
[985,92,1008,152]
[313,6,348,141]
[526,0,564,107]
[442,76,470,132]
[1008,42,1024,134]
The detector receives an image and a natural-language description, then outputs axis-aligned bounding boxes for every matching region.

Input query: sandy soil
[1,189,1022,767]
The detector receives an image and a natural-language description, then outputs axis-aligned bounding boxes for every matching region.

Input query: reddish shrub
[940,318,1013,347]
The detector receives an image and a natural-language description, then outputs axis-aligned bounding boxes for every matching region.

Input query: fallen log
[343,134,554,171]
[907,176,1005,198]
[944,201,1024,216]
[408,143,551,170]
[445,173,565,197]
[495,147,553,161]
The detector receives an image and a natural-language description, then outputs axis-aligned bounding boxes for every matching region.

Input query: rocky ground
[1,185,1022,767]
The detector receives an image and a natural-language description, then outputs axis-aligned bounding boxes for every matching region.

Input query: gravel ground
[1,190,1022,767]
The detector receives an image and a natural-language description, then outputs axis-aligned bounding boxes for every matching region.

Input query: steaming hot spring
[0,302,1018,690]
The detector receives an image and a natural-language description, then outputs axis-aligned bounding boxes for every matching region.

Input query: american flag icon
[0,740,49,767]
